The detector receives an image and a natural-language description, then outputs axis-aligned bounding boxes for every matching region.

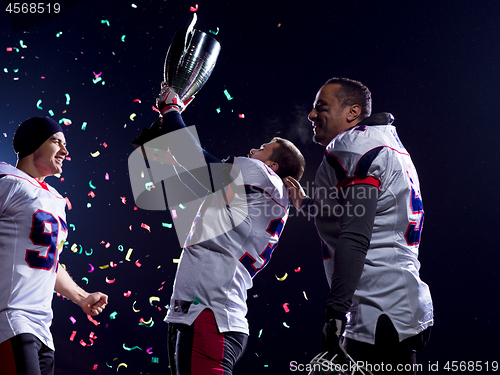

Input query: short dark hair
[324,77,372,119]
[269,137,305,181]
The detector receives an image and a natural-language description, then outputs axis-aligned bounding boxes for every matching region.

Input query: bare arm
[55,266,108,316]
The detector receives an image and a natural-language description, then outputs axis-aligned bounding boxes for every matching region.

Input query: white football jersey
[0,162,67,350]
[314,124,433,344]
[165,157,289,334]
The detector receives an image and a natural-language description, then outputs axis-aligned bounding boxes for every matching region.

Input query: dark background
[1,1,499,374]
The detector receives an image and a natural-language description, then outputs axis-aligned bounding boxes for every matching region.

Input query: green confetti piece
[48,110,54,116]
[3,68,8,73]
[109,311,118,319]
[151,357,159,363]
[123,343,142,351]
[223,89,233,100]
[85,248,93,256]
[65,93,70,105]
[13,68,18,73]
[121,35,126,42]
[36,100,43,110]
[216,107,221,113]
[69,224,75,230]
[87,203,92,208]
[179,204,186,209]
[162,223,173,228]
[56,31,63,37]
[19,40,26,48]
[118,245,124,252]
[81,122,87,130]
[283,322,290,328]
[258,329,263,338]
[81,277,89,284]
[209,27,219,35]
[101,19,110,26]
[89,180,96,189]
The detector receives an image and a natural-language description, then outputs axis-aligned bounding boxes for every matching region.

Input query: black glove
[321,307,347,360]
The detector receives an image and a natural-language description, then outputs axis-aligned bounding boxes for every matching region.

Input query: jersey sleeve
[325,128,391,190]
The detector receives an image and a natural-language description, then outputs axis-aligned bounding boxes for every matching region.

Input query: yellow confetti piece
[149,296,160,304]
[99,264,109,269]
[276,273,288,281]
[132,301,140,312]
[91,151,100,157]
[173,258,180,264]
[130,113,136,121]
[117,363,127,371]
[125,248,133,261]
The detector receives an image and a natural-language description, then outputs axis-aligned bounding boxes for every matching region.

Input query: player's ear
[267,161,279,173]
[346,104,361,122]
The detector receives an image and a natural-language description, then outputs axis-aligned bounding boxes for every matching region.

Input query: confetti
[123,343,142,351]
[303,291,308,300]
[120,197,127,204]
[110,311,118,319]
[70,316,76,324]
[135,259,141,267]
[141,223,151,232]
[106,277,116,284]
[283,303,290,313]
[130,113,136,121]
[283,322,290,328]
[101,20,110,26]
[36,100,43,110]
[162,222,172,228]
[87,315,100,326]
[69,331,77,341]
[117,363,127,371]
[91,151,100,157]
[81,277,89,284]
[276,273,288,281]
[209,27,219,35]
[124,290,131,297]
[81,122,87,130]
[56,31,62,37]
[258,329,263,338]
[88,191,95,198]
[88,264,95,272]
[146,347,154,354]
[125,248,133,261]
[121,35,126,42]
[223,89,233,100]
[294,267,301,272]
[239,114,245,118]
[105,173,110,180]
[65,93,70,105]
[89,180,96,189]
[190,4,198,12]
[149,296,160,305]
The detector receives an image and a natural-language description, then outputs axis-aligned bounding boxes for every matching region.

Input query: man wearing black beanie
[0,117,109,375]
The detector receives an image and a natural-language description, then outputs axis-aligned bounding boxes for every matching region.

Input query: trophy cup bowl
[164,28,221,102]
[132,28,221,147]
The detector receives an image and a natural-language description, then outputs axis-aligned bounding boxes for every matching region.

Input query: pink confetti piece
[103,142,108,148]
[93,364,98,370]
[303,291,308,300]
[146,347,153,354]
[294,267,301,272]
[70,316,76,324]
[124,290,132,297]
[110,261,117,267]
[283,303,290,313]
[69,331,77,341]
[88,191,95,198]
[87,315,100,326]
[172,210,177,218]
[80,340,87,346]
[135,259,142,267]
[120,197,127,204]
[238,114,245,118]
[190,4,198,12]
[64,197,72,210]
[88,264,94,273]
[105,173,109,180]
[133,99,142,103]
[106,277,116,284]
[6,47,13,51]
[105,242,111,248]
[141,223,151,232]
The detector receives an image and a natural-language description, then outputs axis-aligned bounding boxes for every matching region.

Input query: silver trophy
[132,23,221,146]
[164,27,221,102]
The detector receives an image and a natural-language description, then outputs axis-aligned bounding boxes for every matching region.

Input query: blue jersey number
[240,218,285,278]
[25,210,66,270]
